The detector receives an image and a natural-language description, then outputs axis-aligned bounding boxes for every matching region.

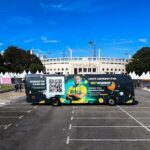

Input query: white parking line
[66,136,70,144]
[33,106,38,109]
[71,125,150,128]
[4,124,12,130]
[73,117,131,120]
[74,110,150,113]
[73,117,150,120]
[27,110,32,113]
[74,106,150,109]
[73,106,117,109]
[18,115,24,120]
[69,124,72,130]
[76,109,121,112]
[71,116,74,120]
[68,138,150,143]
[74,111,124,113]
[117,106,150,133]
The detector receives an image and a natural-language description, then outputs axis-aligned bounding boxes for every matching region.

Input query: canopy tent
[129,71,140,80]
[0,72,12,84]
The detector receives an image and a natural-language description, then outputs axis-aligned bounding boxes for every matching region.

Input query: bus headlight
[119,92,124,96]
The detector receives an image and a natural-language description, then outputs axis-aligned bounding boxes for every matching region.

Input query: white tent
[9,72,15,78]
[40,71,44,74]
[139,72,148,80]
[0,72,4,77]
[129,71,140,80]
[20,70,27,78]
[35,70,40,74]
[146,71,150,79]
[140,72,150,80]
[3,72,11,78]
[28,71,31,74]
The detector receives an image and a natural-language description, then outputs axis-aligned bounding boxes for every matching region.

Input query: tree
[0,54,7,73]
[3,46,45,73]
[126,47,150,75]
[29,63,44,73]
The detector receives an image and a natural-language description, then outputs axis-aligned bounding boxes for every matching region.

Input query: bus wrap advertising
[25,74,135,106]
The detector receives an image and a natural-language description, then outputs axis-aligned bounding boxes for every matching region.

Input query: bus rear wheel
[108,98,116,106]
[51,98,60,106]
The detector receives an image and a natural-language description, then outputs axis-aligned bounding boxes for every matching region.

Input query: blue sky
[0,0,150,58]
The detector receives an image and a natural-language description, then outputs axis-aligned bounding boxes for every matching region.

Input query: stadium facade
[41,56,129,75]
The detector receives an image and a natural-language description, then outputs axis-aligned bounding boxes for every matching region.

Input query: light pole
[89,40,96,57]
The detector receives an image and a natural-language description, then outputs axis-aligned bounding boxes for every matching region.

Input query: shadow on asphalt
[29,100,139,107]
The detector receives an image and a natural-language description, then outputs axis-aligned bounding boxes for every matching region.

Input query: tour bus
[25,74,135,106]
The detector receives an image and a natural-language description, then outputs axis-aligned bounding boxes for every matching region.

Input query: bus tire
[108,98,116,106]
[51,97,60,106]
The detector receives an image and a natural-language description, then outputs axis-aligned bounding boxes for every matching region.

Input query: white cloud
[138,38,148,43]
[40,0,112,13]
[112,39,133,45]
[103,39,134,46]
[41,36,47,41]
[44,40,58,43]
[0,43,3,46]
[41,36,59,43]
[23,39,34,43]
[8,16,32,25]
[52,4,63,9]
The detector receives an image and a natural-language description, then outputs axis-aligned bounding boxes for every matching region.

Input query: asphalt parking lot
[0,89,150,150]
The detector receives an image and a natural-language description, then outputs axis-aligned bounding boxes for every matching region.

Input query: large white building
[41,56,129,75]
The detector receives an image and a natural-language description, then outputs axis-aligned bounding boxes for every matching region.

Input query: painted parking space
[0,99,38,131]
[1,89,150,150]
[66,91,150,149]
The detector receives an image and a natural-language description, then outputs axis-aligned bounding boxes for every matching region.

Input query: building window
[79,68,82,72]
[58,68,60,71]
[84,68,87,72]
[62,68,64,71]
[93,68,96,72]
[102,68,105,71]
[107,68,109,71]
[119,69,121,71]
[66,68,68,71]
[88,68,91,72]
[122,69,124,71]
[111,68,113,71]
[115,69,117,71]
